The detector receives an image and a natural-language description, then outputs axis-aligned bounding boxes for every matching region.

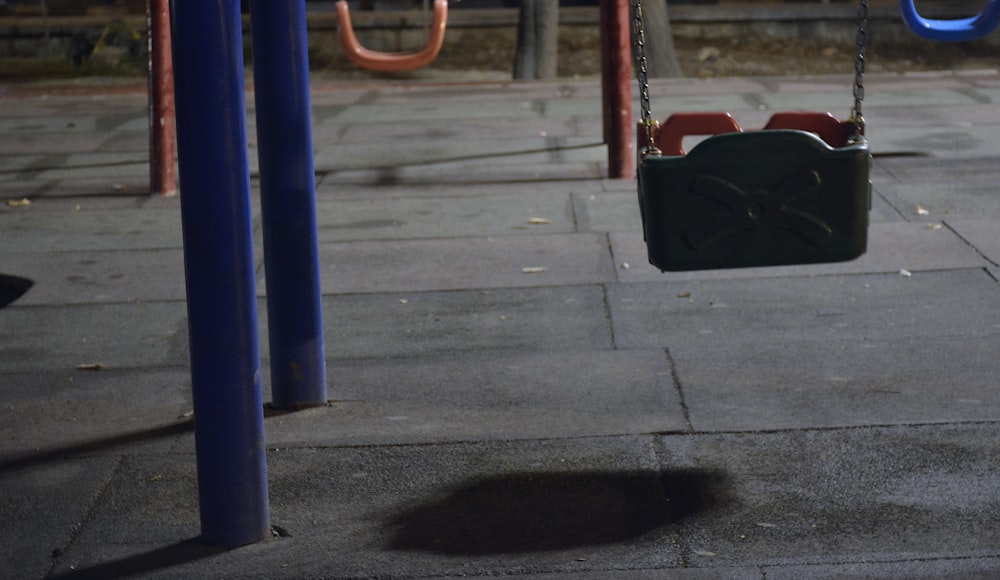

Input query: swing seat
[638,128,871,272]
[899,0,1000,42]
[335,0,447,72]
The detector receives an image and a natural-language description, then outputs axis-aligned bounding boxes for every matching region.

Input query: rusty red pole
[600,0,634,179]
[148,0,177,196]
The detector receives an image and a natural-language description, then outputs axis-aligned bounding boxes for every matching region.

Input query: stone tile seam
[757,552,1000,574]
[199,420,1000,455]
[649,418,1000,439]
[941,221,1000,269]
[42,454,125,580]
[663,347,694,434]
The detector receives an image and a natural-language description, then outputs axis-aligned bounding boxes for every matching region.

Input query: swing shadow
[388,468,729,555]
[0,419,194,475]
[316,141,608,185]
[47,537,234,580]
[0,273,33,308]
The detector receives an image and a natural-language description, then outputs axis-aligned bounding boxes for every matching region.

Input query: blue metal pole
[248,0,327,410]
[170,0,270,546]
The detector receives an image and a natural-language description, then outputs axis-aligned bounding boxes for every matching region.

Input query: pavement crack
[44,454,125,578]
[664,347,694,433]
[600,281,617,350]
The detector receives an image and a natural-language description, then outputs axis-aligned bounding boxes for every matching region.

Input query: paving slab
[32,152,150,182]
[609,221,989,283]
[309,232,616,294]
[866,103,1000,128]
[948,219,1000,265]
[318,173,606,197]
[877,181,1000,221]
[323,98,542,124]
[644,93,755,116]
[313,137,604,172]
[276,285,613,359]
[0,301,189,372]
[55,436,675,578]
[869,125,1000,158]
[669,335,1000,432]
[312,191,576,242]
[606,269,1000,350]
[256,349,686,447]
[0,366,192,458]
[47,425,1000,578]
[654,424,1000,568]
[0,131,115,155]
[5,249,187,304]
[0,455,122,580]
[98,130,159,153]
[0,206,182,252]
[876,154,1000,186]
[337,117,582,142]
[764,557,1000,579]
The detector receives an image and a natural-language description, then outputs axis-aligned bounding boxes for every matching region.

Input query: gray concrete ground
[2,70,1000,578]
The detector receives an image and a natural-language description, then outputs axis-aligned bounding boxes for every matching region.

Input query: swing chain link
[851,0,869,140]
[632,0,868,148]
[631,0,661,157]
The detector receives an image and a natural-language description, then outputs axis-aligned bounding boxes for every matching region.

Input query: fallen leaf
[677,292,692,298]
[7,198,31,207]
[916,205,930,216]
[528,217,551,225]
[76,363,107,371]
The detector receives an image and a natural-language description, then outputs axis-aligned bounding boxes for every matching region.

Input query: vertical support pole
[249,0,328,410]
[600,0,634,179]
[170,0,270,546]
[599,0,612,147]
[147,0,177,196]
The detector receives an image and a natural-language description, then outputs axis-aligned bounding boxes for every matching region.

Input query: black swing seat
[638,129,871,272]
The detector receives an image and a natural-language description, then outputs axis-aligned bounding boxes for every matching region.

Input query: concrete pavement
[2,70,1000,578]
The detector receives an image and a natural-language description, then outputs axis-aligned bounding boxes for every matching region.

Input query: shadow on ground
[388,468,728,555]
[48,538,234,580]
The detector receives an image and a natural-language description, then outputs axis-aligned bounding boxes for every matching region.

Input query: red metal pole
[148,0,177,196]
[600,0,633,179]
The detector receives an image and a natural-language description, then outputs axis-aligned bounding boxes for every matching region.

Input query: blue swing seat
[899,0,1000,42]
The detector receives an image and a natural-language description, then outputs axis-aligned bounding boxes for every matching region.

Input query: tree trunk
[535,0,558,79]
[514,0,536,79]
[514,0,559,80]
[640,0,683,78]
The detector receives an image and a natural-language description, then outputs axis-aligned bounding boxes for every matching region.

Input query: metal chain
[632,0,868,147]
[851,0,869,140]
[631,0,660,157]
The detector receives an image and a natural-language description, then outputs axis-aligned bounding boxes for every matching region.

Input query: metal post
[147,0,177,196]
[170,0,270,546]
[249,0,328,410]
[600,0,634,179]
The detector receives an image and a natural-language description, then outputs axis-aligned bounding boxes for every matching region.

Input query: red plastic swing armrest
[763,112,858,148]
[653,113,743,156]
[335,0,448,72]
